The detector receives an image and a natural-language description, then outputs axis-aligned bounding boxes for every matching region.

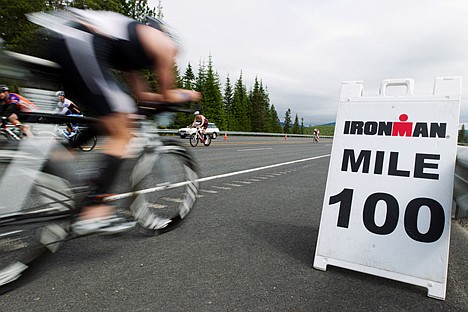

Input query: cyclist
[28,9,201,235]
[191,111,208,138]
[54,90,82,138]
[0,85,37,137]
[313,128,320,142]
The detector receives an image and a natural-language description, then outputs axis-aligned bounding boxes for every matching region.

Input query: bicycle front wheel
[189,134,199,147]
[203,135,211,146]
[78,135,97,152]
[130,140,199,235]
[0,171,73,292]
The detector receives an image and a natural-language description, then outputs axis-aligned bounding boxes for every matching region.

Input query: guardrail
[156,128,332,139]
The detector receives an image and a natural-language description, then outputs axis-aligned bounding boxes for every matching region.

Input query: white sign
[313,77,462,300]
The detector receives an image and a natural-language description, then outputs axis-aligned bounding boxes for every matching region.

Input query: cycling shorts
[47,21,152,117]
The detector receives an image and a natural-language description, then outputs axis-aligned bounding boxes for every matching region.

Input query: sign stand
[313,77,462,300]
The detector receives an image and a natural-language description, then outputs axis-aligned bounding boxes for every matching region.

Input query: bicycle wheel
[203,134,212,146]
[78,135,97,151]
[130,139,199,235]
[189,134,199,147]
[0,171,73,292]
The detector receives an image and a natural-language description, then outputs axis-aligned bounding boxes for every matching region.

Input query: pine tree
[283,109,292,134]
[459,124,466,143]
[183,63,196,90]
[232,72,251,131]
[223,75,234,130]
[250,77,269,132]
[193,56,225,128]
[292,114,300,134]
[121,0,156,21]
[269,104,282,133]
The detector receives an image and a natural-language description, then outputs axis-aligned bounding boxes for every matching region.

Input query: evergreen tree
[250,77,269,132]
[283,109,292,134]
[223,75,234,131]
[269,104,282,133]
[182,63,196,90]
[193,56,225,128]
[459,124,466,143]
[232,72,251,131]
[120,0,156,21]
[301,118,304,134]
[0,0,47,55]
[292,114,300,134]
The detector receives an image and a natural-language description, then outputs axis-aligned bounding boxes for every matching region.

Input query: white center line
[197,154,330,183]
[237,148,274,152]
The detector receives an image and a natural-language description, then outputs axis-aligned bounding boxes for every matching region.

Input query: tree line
[0,0,310,133]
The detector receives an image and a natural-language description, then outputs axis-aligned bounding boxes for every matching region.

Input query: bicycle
[0,104,200,292]
[53,123,98,152]
[313,133,320,143]
[0,116,23,145]
[189,127,212,147]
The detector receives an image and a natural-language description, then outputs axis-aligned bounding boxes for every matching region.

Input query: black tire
[0,171,73,292]
[203,134,212,146]
[211,132,217,139]
[78,135,97,151]
[130,140,199,235]
[189,134,199,147]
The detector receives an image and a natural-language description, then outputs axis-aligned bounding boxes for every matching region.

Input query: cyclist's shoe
[0,262,28,286]
[71,215,136,236]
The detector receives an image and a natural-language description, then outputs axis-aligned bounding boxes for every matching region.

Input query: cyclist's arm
[125,71,201,104]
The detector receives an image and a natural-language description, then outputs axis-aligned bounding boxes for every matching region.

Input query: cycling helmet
[143,16,180,47]
[194,111,200,115]
[0,85,9,92]
[56,91,65,97]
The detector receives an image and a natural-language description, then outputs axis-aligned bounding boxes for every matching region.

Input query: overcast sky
[149,0,468,125]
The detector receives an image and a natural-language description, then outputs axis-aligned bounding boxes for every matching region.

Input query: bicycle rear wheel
[130,139,199,235]
[0,171,73,292]
[189,134,199,147]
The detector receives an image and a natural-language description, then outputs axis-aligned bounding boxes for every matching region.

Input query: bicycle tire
[78,135,97,152]
[203,135,211,146]
[0,171,73,291]
[129,139,199,235]
[189,134,199,147]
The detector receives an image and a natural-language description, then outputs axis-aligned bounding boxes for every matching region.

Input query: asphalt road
[1,136,467,311]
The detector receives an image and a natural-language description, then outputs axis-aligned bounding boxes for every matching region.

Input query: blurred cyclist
[0,85,37,137]
[313,128,320,142]
[191,111,208,137]
[54,90,82,138]
[28,9,201,234]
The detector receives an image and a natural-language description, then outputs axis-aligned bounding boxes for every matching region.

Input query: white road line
[162,197,184,203]
[236,148,274,152]
[197,154,330,183]
[232,180,252,184]
[200,189,218,194]
[213,186,231,190]
[224,183,242,187]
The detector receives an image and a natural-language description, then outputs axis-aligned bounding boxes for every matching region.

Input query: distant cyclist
[313,128,320,142]
[191,111,208,136]
[54,90,82,138]
[0,85,37,137]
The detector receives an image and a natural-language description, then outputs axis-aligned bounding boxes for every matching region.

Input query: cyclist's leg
[47,33,136,234]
